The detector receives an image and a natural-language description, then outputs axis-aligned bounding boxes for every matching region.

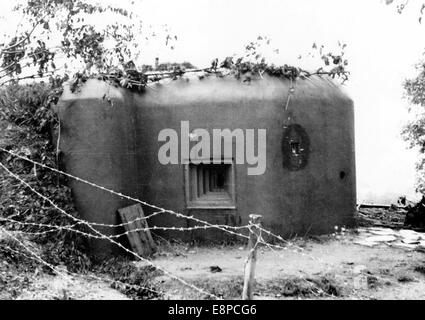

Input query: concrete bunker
[56,74,356,255]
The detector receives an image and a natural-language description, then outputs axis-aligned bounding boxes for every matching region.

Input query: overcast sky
[2,0,425,203]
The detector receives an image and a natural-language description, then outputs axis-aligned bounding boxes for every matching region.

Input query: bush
[0,80,91,272]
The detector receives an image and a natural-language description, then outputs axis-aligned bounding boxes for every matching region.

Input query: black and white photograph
[0,0,425,307]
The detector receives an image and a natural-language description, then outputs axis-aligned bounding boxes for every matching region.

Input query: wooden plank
[118,204,156,257]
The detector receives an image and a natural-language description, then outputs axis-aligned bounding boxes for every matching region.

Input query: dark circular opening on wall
[339,171,346,180]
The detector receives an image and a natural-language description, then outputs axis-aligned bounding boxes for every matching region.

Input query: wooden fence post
[242,214,262,300]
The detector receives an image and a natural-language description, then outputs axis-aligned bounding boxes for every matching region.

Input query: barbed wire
[89,210,165,228]
[0,146,321,261]
[242,221,334,298]
[251,224,334,298]
[0,147,250,238]
[0,228,164,297]
[1,227,71,279]
[5,218,328,298]
[0,161,221,300]
[0,146,341,299]
[0,215,249,240]
[0,147,314,255]
[2,214,327,268]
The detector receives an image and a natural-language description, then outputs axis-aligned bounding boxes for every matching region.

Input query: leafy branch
[0,0,175,88]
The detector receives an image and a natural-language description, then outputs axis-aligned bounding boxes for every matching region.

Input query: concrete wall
[57,75,356,255]
[57,82,139,254]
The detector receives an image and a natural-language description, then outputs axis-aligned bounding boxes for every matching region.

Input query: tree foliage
[0,0,177,87]
[385,0,425,23]
[0,0,350,94]
[385,0,425,193]
[402,63,425,193]
[0,82,92,272]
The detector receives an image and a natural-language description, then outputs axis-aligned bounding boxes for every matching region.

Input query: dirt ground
[2,226,425,300]
[15,273,129,300]
[147,228,425,300]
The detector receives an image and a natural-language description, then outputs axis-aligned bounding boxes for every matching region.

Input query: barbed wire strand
[0,230,164,297]
[0,147,249,238]
[0,147,317,257]
[2,214,328,272]
[0,161,221,300]
[0,147,319,259]
[1,227,70,279]
[0,216,249,239]
[0,147,339,297]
